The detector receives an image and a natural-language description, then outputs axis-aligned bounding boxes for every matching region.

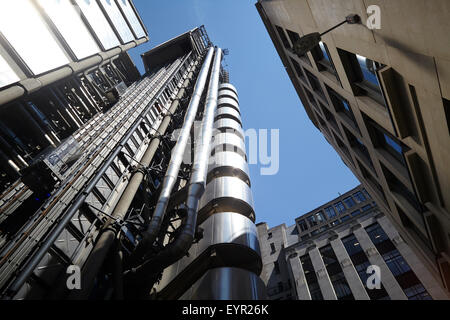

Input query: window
[343,196,356,209]
[286,29,300,48]
[290,58,305,81]
[305,69,325,99]
[275,25,290,49]
[337,49,386,106]
[274,261,280,274]
[351,210,361,217]
[315,211,326,223]
[268,232,273,239]
[325,206,336,219]
[298,219,309,232]
[310,41,340,82]
[404,284,432,300]
[341,215,351,222]
[301,254,324,300]
[444,98,450,135]
[344,127,374,169]
[320,245,355,300]
[328,87,359,131]
[342,234,390,300]
[330,220,341,227]
[307,215,318,227]
[353,191,366,203]
[361,204,372,211]
[270,243,276,253]
[334,202,346,215]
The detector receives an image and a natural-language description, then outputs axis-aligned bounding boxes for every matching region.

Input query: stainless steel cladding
[156,82,265,300]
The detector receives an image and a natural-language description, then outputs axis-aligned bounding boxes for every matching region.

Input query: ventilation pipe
[132,47,215,259]
[125,48,223,283]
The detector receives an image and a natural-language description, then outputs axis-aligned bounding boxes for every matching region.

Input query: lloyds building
[0,1,265,299]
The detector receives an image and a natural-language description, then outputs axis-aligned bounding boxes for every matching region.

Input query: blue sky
[129,0,360,228]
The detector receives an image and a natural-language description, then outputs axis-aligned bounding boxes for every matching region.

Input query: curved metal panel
[218,89,239,104]
[208,151,250,186]
[180,267,267,300]
[214,118,244,139]
[217,97,240,113]
[215,106,241,124]
[219,83,238,95]
[212,132,246,157]
[198,176,255,223]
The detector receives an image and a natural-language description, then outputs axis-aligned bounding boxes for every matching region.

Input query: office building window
[307,215,318,227]
[343,196,356,208]
[342,234,390,300]
[353,191,367,203]
[344,127,374,169]
[315,211,326,223]
[361,204,372,211]
[301,254,324,300]
[275,25,290,49]
[341,215,351,222]
[337,49,386,106]
[404,284,432,300]
[270,243,276,253]
[286,29,300,48]
[330,220,341,227]
[444,98,450,135]
[310,41,340,82]
[298,219,309,232]
[328,87,359,131]
[365,223,432,300]
[305,69,325,99]
[334,201,346,214]
[351,210,361,217]
[290,58,305,81]
[325,206,336,219]
[320,245,355,300]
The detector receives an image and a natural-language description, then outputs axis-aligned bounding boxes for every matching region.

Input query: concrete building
[257,185,449,300]
[256,0,450,294]
[0,2,265,300]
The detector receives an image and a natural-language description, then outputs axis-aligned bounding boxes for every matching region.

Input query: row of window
[300,223,431,300]
[297,189,371,233]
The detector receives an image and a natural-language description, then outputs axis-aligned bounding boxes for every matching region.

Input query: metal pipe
[133,47,215,257]
[65,58,200,300]
[4,53,193,299]
[126,48,223,283]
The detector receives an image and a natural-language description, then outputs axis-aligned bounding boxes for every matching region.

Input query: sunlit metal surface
[208,151,250,185]
[75,0,120,50]
[215,106,241,124]
[198,176,255,222]
[0,53,20,88]
[219,83,238,95]
[218,88,239,103]
[212,132,246,157]
[180,267,267,300]
[98,0,134,44]
[217,97,240,113]
[37,0,100,60]
[214,118,244,139]
[157,212,262,298]
[0,0,69,75]
[117,0,146,39]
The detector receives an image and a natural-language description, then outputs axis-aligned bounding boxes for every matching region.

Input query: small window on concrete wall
[275,25,291,49]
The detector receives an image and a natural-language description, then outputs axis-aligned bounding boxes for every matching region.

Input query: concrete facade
[256,0,450,294]
[257,185,449,300]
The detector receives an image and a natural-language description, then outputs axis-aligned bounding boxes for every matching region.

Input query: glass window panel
[343,196,356,208]
[38,0,100,60]
[356,54,380,87]
[75,0,120,50]
[319,41,331,62]
[325,206,336,219]
[117,0,146,38]
[383,133,403,155]
[0,53,20,88]
[99,0,134,43]
[0,0,70,75]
